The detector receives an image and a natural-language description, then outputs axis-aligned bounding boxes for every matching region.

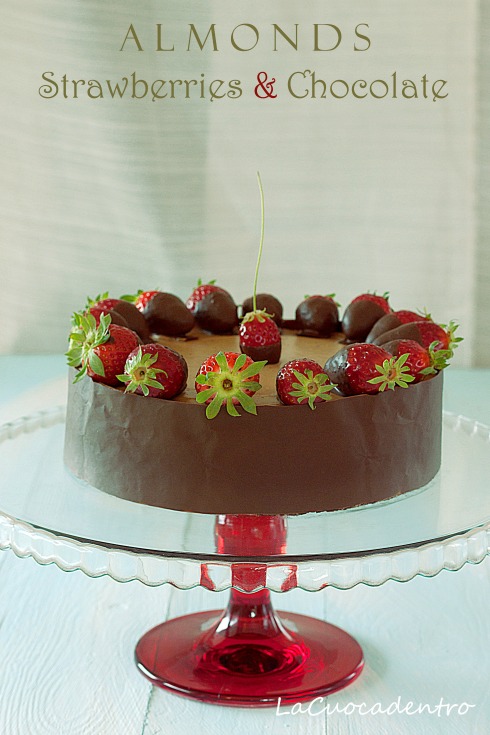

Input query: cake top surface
[156,328,345,405]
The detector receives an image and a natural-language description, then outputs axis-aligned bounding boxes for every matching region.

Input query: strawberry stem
[253,171,265,314]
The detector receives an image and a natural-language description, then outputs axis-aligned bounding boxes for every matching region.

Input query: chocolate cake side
[64,368,443,515]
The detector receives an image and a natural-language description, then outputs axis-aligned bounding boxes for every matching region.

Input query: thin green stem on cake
[252,171,265,314]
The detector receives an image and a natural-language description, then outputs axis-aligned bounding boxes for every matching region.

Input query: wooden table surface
[0,358,489,735]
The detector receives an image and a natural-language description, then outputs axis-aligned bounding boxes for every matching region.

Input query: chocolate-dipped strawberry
[85,306,129,330]
[242,293,283,326]
[111,300,152,343]
[87,293,151,342]
[373,320,461,355]
[142,292,195,337]
[239,172,282,364]
[324,343,414,396]
[186,279,227,315]
[366,309,430,344]
[193,289,238,334]
[295,295,339,337]
[342,292,391,342]
[240,311,281,363]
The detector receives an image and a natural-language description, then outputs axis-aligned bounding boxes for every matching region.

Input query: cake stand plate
[0,407,489,706]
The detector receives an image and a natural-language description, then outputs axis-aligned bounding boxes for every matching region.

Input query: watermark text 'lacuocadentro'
[276,696,476,718]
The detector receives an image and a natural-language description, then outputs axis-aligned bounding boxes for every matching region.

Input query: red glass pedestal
[135,515,364,707]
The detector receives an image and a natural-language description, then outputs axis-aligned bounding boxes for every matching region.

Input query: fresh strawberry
[117,344,187,398]
[351,292,391,314]
[239,310,281,364]
[186,279,226,314]
[324,343,414,396]
[195,351,266,419]
[381,339,431,383]
[276,359,336,409]
[66,312,139,386]
[382,338,451,383]
[295,294,339,337]
[342,292,392,341]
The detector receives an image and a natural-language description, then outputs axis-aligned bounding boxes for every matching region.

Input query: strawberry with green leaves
[195,351,266,419]
[118,344,187,398]
[381,339,450,383]
[66,312,140,386]
[324,343,415,396]
[276,359,336,409]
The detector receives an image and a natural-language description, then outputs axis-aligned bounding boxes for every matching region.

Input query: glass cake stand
[0,407,489,707]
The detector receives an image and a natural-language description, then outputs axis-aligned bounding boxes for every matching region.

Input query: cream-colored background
[0,0,484,365]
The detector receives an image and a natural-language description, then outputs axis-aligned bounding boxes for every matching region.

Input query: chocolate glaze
[240,339,282,365]
[64,368,442,515]
[342,301,387,341]
[242,294,283,326]
[101,310,128,329]
[295,297,338,337]
[365,313,403,344]
[111,301,152,343]
[194,291,238,333]
[373,322,426,347]
[143,292,195,336]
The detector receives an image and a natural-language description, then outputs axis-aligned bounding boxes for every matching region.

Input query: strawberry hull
[65,368,443,515]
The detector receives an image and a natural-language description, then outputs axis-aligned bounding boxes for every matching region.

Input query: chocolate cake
[64,318,444,515]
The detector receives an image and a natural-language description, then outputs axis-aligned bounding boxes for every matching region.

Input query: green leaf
[88,352,105,377]
[241,381,261,393]
[146,379,164,390]
[206,394,223,419]
[196,373,210,386]
[215,352,229,372]
[236,391,257,415]
[226,399,240,417]
[196,388,216,403]
[232,353,248,372]
[239,360,267,380]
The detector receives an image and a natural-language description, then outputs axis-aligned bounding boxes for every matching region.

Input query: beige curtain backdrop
[0,0,485,366]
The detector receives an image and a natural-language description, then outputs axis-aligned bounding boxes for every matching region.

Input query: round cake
[64,323,444,515]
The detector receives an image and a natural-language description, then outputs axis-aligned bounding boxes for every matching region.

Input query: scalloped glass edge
[0,510,489,592]
[0,406,489,592]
